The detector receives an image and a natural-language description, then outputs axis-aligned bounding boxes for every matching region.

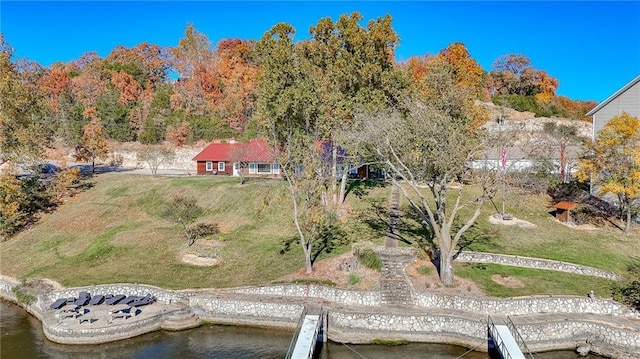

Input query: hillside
[480,101,592,138]
[1,173,637,298]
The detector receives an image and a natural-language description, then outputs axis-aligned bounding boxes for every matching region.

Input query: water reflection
[1,300,603,359]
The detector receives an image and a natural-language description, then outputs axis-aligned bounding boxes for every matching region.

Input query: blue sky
[1,1,639,102]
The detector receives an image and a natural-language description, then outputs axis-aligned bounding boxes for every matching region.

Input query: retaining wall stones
[42,311,165,345]
[224,284,640,320]
[1,276,639,358]
[328,309,640,358]
[517,319,640,352]
[0,275,19,302]
[456,251,618,280]
[224,285,381,307]
[412,293,640,319]
[329,310,486,341]
[189,295,303,328]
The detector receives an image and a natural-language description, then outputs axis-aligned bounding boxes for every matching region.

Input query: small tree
[577,112,640,233]
[75,107,109,174]
[136,145,175,177]
[0,168,27,238]
[278,135,336,274]
[51,165,81,201]
[227,141,262,185]
[165,193,217,246]
[543,122,582,183]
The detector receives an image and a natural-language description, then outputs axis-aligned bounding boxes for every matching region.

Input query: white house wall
[592,79,640,137]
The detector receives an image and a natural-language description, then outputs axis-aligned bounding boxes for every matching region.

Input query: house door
[233,162,239,177]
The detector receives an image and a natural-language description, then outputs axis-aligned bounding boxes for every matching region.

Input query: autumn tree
[0,35,52,164]
[436,43,487,100]
[136,145,175,177]
[0,167,27,238]
[75,107,109,174]
[213,39,259,131]
[51,165,81,202]
[577,113,640,233]
[489,54,558,98]
[350,61,495,285]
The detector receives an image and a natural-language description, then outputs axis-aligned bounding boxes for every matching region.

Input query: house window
[349,164,357,175]
[257,163,271,174]
[218,161,225,172]
[248,163,257,174]
[272,163,280,174]
[206,161,213,171]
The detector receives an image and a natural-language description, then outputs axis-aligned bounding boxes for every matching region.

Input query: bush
[11,285,35,305]
[573,206,608,227]
[354,246,382,271]
[348,272,362,285]
[612,281,640,310]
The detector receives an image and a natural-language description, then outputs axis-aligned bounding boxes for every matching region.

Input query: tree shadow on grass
[344,179,388,200]
[279,223,349,266]
[360,196,495,278]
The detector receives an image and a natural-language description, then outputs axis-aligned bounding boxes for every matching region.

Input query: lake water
[1,300,602,359]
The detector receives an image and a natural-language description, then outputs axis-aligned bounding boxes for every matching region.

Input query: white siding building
[586,75,640,138]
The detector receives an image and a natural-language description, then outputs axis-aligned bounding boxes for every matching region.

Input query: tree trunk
[438,229,455,286]
[560,144,566,183]
[92,158,95,174]
[439,249,454,286]
[331,145,338,205]
[338,170,349,205]
[303,244,313,274]
[625,202,631,234]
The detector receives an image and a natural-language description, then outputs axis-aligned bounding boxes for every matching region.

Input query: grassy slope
[1,174,637,297]
[1,174,317,289]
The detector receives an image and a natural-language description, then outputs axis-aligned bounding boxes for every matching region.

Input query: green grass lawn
[1,174,637,297]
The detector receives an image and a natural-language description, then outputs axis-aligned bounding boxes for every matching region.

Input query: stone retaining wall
[42,311,164,345]
[224,284,640,319]
[189,295,303,328]
[456,251,618,280]
[1,276,639,358]
[329,311,486,342]
[517,319,640,352]
[412,293,640,319]
[0,275,19,302]
[224,284,381,307]
[328,309,640,359]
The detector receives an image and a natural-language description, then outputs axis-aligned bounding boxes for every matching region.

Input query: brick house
[192,139,280,178]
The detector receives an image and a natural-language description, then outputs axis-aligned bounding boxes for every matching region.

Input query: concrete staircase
[379,183,416,307]
[161,303,202,331]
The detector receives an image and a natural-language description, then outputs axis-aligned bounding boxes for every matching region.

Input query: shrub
[348,273,362,285]
[611,281,640,310]
[354,246,382,271]
[11,285,35,305]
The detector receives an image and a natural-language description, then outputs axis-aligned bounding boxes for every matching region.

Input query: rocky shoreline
[1,275,639,358]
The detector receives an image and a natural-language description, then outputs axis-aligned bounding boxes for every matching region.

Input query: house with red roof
[192,139,281,177]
